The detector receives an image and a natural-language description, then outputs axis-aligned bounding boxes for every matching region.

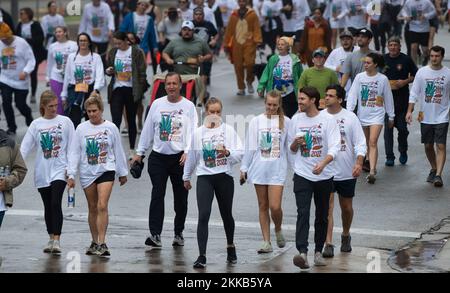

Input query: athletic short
[421,122,449,144]
[94,171,116,184]
[429,17,439,31]
[200,61,212,76]
[332,178,357,198]
[409,31,430,47]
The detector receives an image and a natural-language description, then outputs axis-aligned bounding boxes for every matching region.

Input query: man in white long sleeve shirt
[324,29,358,103]
[131,72,198,248]
[406,46,450,187]
[79,0,115,66]
[322,84,367,258]
[288,86,340,271]
[0,23,34,135]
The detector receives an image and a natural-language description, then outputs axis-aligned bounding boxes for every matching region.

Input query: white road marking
[8,209,421,239]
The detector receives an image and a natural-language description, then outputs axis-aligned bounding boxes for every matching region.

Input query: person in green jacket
[257,37,303,118]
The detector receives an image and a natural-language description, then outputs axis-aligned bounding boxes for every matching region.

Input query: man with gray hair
[382,36,417,166]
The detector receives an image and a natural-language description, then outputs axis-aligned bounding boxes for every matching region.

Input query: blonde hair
[265,91,285,131]
[278,36,294,49]
[204,96,223,112]
[84,91,104,112]
[39,90,58,116]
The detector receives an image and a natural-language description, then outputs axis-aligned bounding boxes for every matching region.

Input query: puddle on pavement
[389,239,448,273]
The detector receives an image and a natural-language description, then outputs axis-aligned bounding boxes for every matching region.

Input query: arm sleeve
[383,76,395,120]
[23,43,36,74]
[64,119,76,174]
[185,105,199,153]
[182,132,199,181]
[342,53,352,75]
[67,129,81,179]
[424,1,437,19]
[4,145,28,190]
[351,114,367,157]
[227,126,244,165]
[107,6,115,31]
[298,70,307,89]
[79,7,88,34]
[119,13,131,32]
[46,45,54,82]
[326,118,341,159]
[61,55,72,99]
[409,70,422,104]
[93,54,105,91]
[346,74,359,112]
[112,125,129,177]
[324,50,338,71]
[240,118,257,172]
[136,102,156,155]
[19,123,37,159]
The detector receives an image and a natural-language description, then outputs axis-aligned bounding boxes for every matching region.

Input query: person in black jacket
[16,8,46,104]
[0,8,15,33]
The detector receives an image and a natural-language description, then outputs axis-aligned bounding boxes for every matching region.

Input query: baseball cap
[182,20,194,30]
[358,28,373,38]
[339,29,353,39]
[312,48,326,57]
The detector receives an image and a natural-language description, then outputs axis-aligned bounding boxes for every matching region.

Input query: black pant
[0,82,33,132]
[38,180,67,236]
[30,61,42,97]
[384,112,409,160]
[147,151,188,236]
[65,84,94,129]
[110,87,138,149]
[282,91,298,118]
[196,173,235,256]
[371,23,387,53]
[92,42,109,68]
[293,174,333,254]
[0,211,5,227]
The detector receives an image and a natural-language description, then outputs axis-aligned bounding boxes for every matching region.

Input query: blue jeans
[384,112,409,160]
[0,211,5,227]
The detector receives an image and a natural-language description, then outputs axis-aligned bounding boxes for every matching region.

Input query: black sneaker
[145,234,162,248]
[193,255,207,269]
[86,242,99,255]
[322,244,334,258]
[341,235,352,253]
[227,246,237,264]
[96,243,110,257]
[427,169,437,183]
[434,175,443,187]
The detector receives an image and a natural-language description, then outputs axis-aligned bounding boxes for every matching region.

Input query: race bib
[75,82,89,93]
[376,96,384,107]
[2,47,14,56]
[117,72,131,82]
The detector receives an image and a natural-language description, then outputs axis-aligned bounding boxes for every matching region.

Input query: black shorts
[409,31,430,47]
[421,122,449,144]
[429,17,439,31]
[94,171,116,184]
[294,30,303,43]
[332,179,357,198]
[200,61,212,76]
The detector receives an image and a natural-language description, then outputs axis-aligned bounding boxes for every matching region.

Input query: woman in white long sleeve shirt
[46,26,77,115]
[67,93,128,257]
[347,52,395,183]
[240,91,290,254]
[61,33,105,129]
[183,97,243,269]
[20,90,75,255]
[41,1,66,49]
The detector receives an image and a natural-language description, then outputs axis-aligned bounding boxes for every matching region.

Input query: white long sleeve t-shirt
[409,66,450,124]
[61,52,105,100]
[240,114,290,185]
[347,72,395,126]
[136,96,198,156]
[183,123,243,181]
[79,2,115,43]
[288,110,341,182]
[68,120,128,188]
[400,0,436,33]
[0,36,36,90]
[20,115,75,188]
[46,41,78,83]
[325,109,367,181]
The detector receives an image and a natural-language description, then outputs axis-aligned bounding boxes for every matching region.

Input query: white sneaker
[43,240,54,253]
[275,229,286,248]
[257,241,273,254]
[52,240,61,254]
[314,252,327,266]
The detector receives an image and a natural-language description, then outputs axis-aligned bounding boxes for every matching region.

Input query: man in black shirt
[382,36,418,166]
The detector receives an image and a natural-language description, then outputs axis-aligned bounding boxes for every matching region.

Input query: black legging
[65,84,94,129]
[110,87,138,149]
[196,173,235,256]
[38,180,67,236]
